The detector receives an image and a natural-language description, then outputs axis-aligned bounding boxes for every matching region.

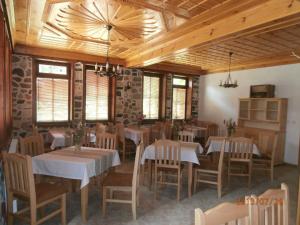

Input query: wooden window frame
[83,64,115,123]
[142,71,163,123]
[33,60,71,125]
[171,76,188,120]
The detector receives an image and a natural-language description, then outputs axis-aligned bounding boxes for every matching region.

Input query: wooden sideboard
[237,98,288,165]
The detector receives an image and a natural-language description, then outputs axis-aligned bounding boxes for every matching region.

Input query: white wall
[198,63,300,165]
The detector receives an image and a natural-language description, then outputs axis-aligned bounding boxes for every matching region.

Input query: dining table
[124,126,150,145]
[184,125,208,138]
[32,146,120,223]
[206,137,261,156]
[48,128,96,150]
[141,141,203,198]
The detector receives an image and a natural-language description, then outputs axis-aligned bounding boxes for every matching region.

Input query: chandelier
[94,4,122,77]
[219,52,238,88]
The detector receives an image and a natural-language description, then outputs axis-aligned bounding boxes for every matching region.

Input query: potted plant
[224,119,236,137]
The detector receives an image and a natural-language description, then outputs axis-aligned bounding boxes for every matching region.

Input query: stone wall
[12,55,33,137]
[11,53,200,136]
[73,62,84,122]
[192,77,200,118]
[115,68,143,125]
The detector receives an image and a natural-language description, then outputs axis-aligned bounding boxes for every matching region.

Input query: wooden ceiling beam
[113,0,191,19]
[125,0,300,67]
[206,51,300,74]
[143,62,205,76]
[14,44,126,65]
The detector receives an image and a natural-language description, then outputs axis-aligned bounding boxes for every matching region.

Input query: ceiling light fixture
[219,52,238,88]
[94,2,122,77]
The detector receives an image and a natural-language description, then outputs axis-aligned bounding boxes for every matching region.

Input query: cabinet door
[239,100,250,120]
[266,100,280,122]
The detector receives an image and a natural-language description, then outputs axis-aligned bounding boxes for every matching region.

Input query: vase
[75,144,81,151]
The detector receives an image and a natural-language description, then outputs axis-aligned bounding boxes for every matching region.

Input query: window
[85,69,109,120]
[172,77,187,120]
[143,74,160,119]
[35,61,70,123]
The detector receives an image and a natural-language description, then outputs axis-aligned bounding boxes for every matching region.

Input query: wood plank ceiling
[8,0,300,75]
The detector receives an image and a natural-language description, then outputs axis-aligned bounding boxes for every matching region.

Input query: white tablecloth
[184,125,207,137]
[32,146,121,188]
[141,141,203,165]
[48,129,73,150]
[206,139,261,156]
[124,127,148,145]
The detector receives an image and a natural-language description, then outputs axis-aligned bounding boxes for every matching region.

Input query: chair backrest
[115,123,125,142]
[217,139,226,176]
[82,127,93,147]
[205,136,226,148]
[19,135,44,156]
[96,132,116,150]
[164,122,173,139]
[140,128,150,147]
[247,183,289,225]
[178,130,194,142]
[258,133,278,163]
[132,143,143,196]
[195,202,249,225]
[2,152,36,203]
[96,123,106,133]
[154,140,181,167]
[228,137,253,160]
[32,125,38,136]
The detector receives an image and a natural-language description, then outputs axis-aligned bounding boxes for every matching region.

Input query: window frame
[142,71,162,122]
[33,60,71,125]
[83,64,115,123]
[171,75,188,120]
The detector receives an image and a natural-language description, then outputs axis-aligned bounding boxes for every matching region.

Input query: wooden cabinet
[238,98,288,164]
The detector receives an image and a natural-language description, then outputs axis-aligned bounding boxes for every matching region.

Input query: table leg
[81,185,89,223]
[148,159,152,190]
[188,162,193,198]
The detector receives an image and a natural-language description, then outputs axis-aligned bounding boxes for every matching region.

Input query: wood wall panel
[0,7,13,149]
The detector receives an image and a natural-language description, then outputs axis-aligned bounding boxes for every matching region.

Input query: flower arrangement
[136,113,146,126]
[224,118,236,137]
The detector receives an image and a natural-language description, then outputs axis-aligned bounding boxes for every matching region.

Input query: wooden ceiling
[7,0,300,74]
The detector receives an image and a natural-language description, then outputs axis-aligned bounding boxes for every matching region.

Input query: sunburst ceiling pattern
[52,1,160,44]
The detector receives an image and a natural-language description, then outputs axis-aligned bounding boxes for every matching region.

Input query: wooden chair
[151,122,164,142]
[115,123,126,161]
[194,139,226,198]
[32,125,39,136]
[102,143,143,220]
[82,127,94,147]
[195,202,248,225]
[154,140,182,201]
[252,133,278,182]
[228,137,254,188]
[96,132,116,150]
[96,122,106,133]
[163,121,173,139]
[19,135,44,157]
[247,183,289,225]
[178,130,195,142]
[3,152,67,225]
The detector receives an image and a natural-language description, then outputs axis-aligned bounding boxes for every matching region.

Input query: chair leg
[177,169,181,202]
[148,160,152,190]
[217,177,222,199]
[7,193,13,225]
[270,165,274,182]
[193,170,198,193]
[61,194,67,225]
[132,199,137,220]
[30,206,37,225]
[227,164,231,187]
[122,144,126,162]
[154,167,158,200]
[102,187,107,217]
[248,163,252,188]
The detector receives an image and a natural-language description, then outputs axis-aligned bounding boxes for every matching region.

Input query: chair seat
[36,182,67,204]
[194,161,218,171]
[156,164,184,172]
[253,154,271,160]
[103,172,133,187]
